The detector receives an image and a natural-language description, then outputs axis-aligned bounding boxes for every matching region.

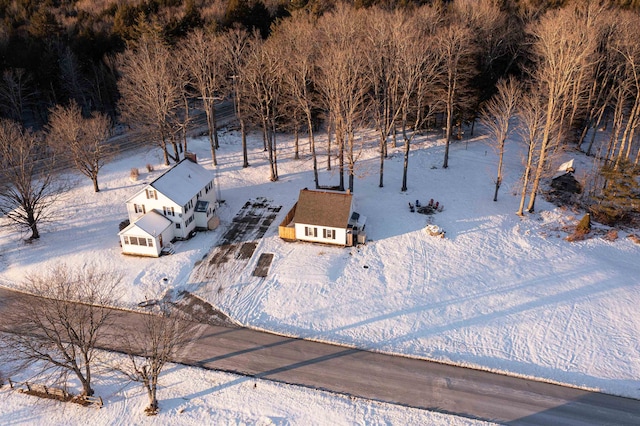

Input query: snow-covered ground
[1,124,639,423]
[2,353,486,425]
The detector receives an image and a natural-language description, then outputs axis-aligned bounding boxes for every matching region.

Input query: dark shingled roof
[293,189,352,229]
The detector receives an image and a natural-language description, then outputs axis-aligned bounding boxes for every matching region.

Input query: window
[323,229,336,239]
[305,227,318,237]
[163,206,175,216]
[146,189,157,199]
[176,223,181,229]
[123,235,154,247]
[134,204,145,214]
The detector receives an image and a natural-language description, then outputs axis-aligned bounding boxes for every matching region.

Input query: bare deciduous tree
[179,29,227,166]
[0,68,36,123]
[59,46,92,111]
[3,263,122,396]
[317,4,369,192]
[271,12,320,187]
[0,119,66,240]
[118,32,182,166]
[117,308,196,415]
[220,28,254,169]
[516,90,545,217]
[398,6,442,192]
[525,6,596,212]
[362,7,398,189]
[480,77,521,202]
[435,20,476,169]
[47,101,115,192]
[454,0,521,108]
[243,36,284,182]
[610,11,640,169]
[577,14,618,156]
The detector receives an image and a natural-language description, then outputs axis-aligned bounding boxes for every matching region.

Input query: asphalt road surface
[1,287,638,425]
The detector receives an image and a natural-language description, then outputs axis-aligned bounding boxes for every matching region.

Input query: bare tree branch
[2,263,122,396]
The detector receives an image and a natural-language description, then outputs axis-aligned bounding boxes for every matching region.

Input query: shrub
[567,213,591,242]
[576,213,591,234]
[604,229,618,241]
[146,163,154,172]
[590,160,640,226]
[118,219,130,232]
[130,168,139,180]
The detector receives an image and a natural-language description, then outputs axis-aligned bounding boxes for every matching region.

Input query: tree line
[1,0,639,242]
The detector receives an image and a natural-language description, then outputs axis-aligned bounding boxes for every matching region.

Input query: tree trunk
[28,210,40,239]
[294,127,299,160]
[527,95,556,213]
[160,137,169,166]
[348,128,355,193]
[307,113,318,189]
[494,136,505,202]
[272,119,279,181]
[241,117,248,168]
[616,97,639,168]
[92,176,100,193]
[206,107,218,166]
[182,96,189,152]
[236,92,249,168]
[517,142,535,216]
[212,105,220,150]
[378,127,385,188]
[337,123,345,191]
[327,118,332,171]
[401,133,410,192]
[443,80,454,169]
[586,106,606,156]
[78,366,93,396]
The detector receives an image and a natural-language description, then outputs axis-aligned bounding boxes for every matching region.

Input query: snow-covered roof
[127,159,214,206]
[293,189,353,229]
[119,211,172,237]
[553,158,576,179]
[151,159,213,205]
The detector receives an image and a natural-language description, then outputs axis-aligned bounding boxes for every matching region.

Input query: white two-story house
[118,158,219,257]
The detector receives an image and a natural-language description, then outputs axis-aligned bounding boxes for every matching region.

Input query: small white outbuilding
[279,188,366,246]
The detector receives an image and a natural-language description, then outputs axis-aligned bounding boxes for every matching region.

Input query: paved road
[1,287,638,424]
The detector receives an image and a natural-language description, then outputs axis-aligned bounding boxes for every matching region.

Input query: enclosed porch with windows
[118,211,174,257]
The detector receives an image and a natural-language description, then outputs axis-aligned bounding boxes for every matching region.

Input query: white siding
[119,211,174,257]
[126,184,217,240]
[294,223,347,245]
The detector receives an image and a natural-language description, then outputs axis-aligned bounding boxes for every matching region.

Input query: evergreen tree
[591,160,640,225]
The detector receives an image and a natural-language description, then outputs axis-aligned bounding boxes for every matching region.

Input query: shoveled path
[1,286,638,425]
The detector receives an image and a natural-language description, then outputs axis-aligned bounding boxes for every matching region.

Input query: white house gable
[119,211,173,257]
[120,158,218,256]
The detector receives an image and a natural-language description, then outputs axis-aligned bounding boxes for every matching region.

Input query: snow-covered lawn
[2,354,485,425]
[1,125,639,423]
